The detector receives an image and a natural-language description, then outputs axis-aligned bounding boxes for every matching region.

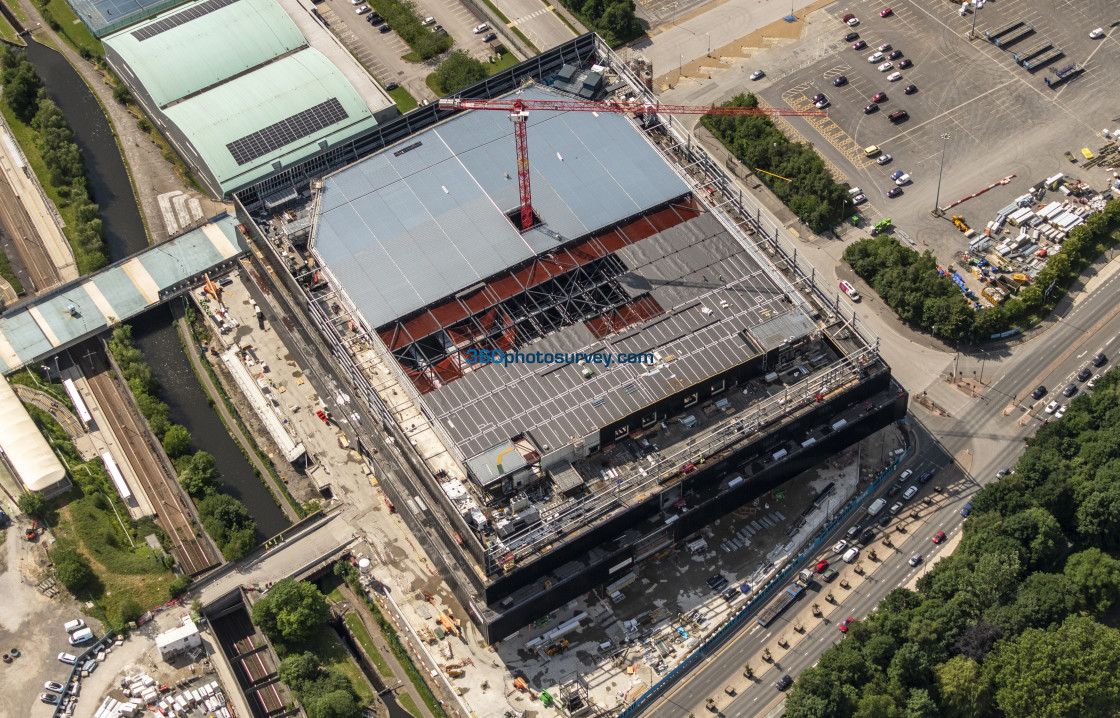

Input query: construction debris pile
[94,672,230,718]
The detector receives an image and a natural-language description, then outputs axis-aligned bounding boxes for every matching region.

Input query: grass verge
[302,629,376,706]
[388,85,418,113]
[344,613,394,679]
[4,0,31,23]
[397,693,422,717]
[0,248,24,297]
[41,0,102,58]
[0,9,21,42]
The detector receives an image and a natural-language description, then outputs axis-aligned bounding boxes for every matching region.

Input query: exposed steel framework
[438,97,827,231]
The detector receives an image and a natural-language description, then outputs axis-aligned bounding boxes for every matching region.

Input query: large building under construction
[236,34,907,643]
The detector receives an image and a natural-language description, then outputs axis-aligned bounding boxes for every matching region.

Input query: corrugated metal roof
[421,212,819,460]
[163,49,379,195]
[0,218,246,374]
[103,0,308,107]
[311,86,690,330]
[0,378,67,492]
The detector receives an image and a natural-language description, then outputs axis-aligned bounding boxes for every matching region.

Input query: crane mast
[437,96,827,231]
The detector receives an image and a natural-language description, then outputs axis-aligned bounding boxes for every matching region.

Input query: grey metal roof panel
[312,86,688,329]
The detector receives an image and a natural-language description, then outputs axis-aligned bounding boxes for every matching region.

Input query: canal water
[131,304,290,539]
[23,42,148,260]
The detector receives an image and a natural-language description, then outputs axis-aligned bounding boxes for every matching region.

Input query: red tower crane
[438,96,826,231]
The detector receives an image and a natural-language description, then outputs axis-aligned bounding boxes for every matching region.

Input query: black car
[833,75,848,86]
[370,16,384,24]
[722,587,739,602]
[844,31,859,42]
[878,513,892,527]
[887,187,903,198]
[898,58,913,69]
[846,524,862,539]
[1063,383,1078,398]
[1077,367,1092,382]
[706,574,728,591]
[482,32,497,42]
[887,50,903,60]
[1031,385,1047,400]
[887,484,902,497]
[904,84,917,94]
[864,102,878,114]
[1093,352,1108,367]
[385,82,399,91]
[859,528,876,544]
[997,467,1011,478]
[776,674,794,691]
[379,24,392,32]
[812,93,826,103]
[919,470,935,484]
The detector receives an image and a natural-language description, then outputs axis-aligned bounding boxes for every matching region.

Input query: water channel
[21,41,290,536]
[23,41,147,260]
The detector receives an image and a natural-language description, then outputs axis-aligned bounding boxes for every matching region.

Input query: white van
[69,628,94,645]
[839,280,860,301]
[64,619,86,633]
[842,547,860,563]
[867,498,887,516]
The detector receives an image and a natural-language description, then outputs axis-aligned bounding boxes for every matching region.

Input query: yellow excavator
[952,215,969,232]
[422,591,459,637]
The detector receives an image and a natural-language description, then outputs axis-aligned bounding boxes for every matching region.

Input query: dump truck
[756,580,806,627]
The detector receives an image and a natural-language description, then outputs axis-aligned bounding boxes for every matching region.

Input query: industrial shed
[0,378,69,496]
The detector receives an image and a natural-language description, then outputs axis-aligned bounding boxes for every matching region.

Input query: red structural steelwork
[585,295,664,339]
[438,98,824,231]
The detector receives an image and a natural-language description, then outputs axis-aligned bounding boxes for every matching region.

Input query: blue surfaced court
[67,0,184,36]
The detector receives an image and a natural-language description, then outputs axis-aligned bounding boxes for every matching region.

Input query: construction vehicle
[873,218,893,234]
[437,95,826,231]
[952,215,970,232]
[422,591,459,637]
[24,519,38,541]
[756,580,806,627]
[545,639,569,656]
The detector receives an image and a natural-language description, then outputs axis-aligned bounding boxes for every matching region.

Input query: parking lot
[764,0,1120,263]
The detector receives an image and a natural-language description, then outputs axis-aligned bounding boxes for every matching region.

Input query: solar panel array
[131,0,241,41]
[226,98,349,166]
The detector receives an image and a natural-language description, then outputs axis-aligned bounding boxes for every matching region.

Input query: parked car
[887,484,902,497]
[482,32,498,42]
[842,13,855,22]
[1055,405,1067,419]
[844,31,860,42]
[877,153,893,165]
[839,617,854,633]
[1063,383,1078,398]
[1077,367,1092,382]
[899,59,913,69]
[1088,375,1101,388]
[878,62,894,72]
[887,71,902,82]
[1045,400,1060,414]
[868,51,884,63]
[888,50,902,60]
[58,653,77,664]
[902,485,919,500]
[356,5,370,14]
[895,172,911,184]
[821,568,839,582]
[853,39,868,50]
[997,467,1011,478]
[904,84,917,94]
[877,42,892,52]
[847,524,862,539]
[932,531,947,544]
[852,194,867,205]
[422,15,435,24]
[833,540,849,554]
[878,513,892,527]
[385,82,399,91]
[815,560,829,572]
[872,91,887,102]
[880,7,892,16]
[379,24,392,32]
[859,528,875,544]
[909,553,922,566]
[815,98,829,108]
[848,16,860,26]
[887,187,903,198]
[44,682,65,694]
[812,93,826,103]
[751,69,765,80]
[40,694,60,706]
[919,470,935,484]
[1093,352,1107,366]
[63,619,86,633]
[1031,385,1047,399]
[898,468,913,483]
[842,547,860,563]
[889,501,904,515]
[864,103,879,114]
[1089,28,1104,39]
[833,75,848,86]
[473,23,489,33]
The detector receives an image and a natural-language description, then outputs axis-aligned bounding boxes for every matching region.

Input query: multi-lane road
[642,245,1120,718]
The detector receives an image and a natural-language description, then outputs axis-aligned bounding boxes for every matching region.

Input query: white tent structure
[0,378,69,496]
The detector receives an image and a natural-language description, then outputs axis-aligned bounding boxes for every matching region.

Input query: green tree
[935,655,991,718]
[1076,486,1120,548]
[198,493,257,559]
[434,51,489,94]
[179,451,221,497]
[18,491,47,517]
[250,578,330,647]
[162,424,193,459]
[1,50,43,122]
[119,598,144,624]
[1063,547,1120,615]
[308,689,362,718]
[903,689,939,718]
[112,83,131,104]
[53,547,95,592]
[278,651,322,693]
[986,615,1120,717]
[853,693,901,718]
[169,574,192,598]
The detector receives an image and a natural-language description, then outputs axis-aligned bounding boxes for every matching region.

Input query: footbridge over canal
[0,215,246,374]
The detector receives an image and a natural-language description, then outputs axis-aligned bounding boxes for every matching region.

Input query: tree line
[252,578,366,718]
[703,93,853,234]
[785,369,1120,717]
[366,0,452,60]
[0,47,109,274]
[845,197,1120,342]
[558,0,642,47]
[109,325,258,560]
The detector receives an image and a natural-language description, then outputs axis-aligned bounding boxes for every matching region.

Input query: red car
[814,560,829,573]
[880,7,892,17]
[932,531,947,544]
[842,13,855,22]
[839,617,854,633]
[873,91,887,102]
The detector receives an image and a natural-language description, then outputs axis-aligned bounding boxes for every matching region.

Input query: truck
[756,581,806,627]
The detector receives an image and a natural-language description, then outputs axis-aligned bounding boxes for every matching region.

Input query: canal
[23,41,148,260]
[131,304,290,539]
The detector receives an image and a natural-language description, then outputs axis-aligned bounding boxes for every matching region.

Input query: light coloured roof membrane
[312,86,690,330]
[0,378,67,491]
[103,0,308,107]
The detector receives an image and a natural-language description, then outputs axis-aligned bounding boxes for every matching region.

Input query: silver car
[902,485,919,500]
[909,553,922,567]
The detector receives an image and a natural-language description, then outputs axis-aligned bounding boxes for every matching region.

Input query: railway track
[80,345,217,575]
[215,610,284,717]
[0,163,63,292]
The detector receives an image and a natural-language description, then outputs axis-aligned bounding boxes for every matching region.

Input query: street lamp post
[933,133,951,217]
[707,33,711,57]
[969,0,981,40]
